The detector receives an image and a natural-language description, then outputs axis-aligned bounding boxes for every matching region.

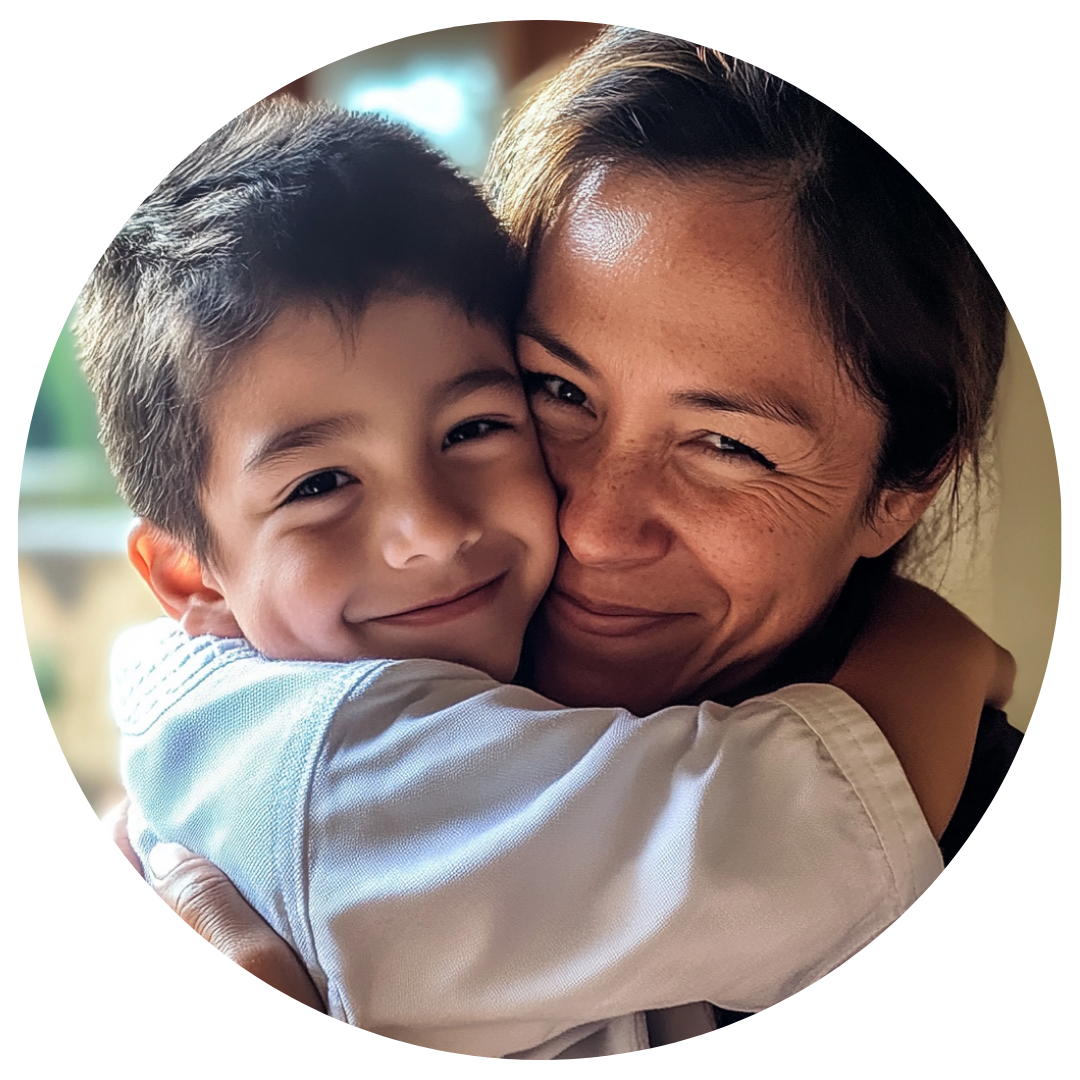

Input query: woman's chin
[543,586,694,641]
[530,610,700,714]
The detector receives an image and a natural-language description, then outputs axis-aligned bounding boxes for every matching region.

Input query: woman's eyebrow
[672,388,815,430]
[516,316,597,379]
[243,414,363,474]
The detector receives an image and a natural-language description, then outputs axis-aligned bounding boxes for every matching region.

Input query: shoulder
[111,619,257,727]
[117,626,399,909]
[115,621,394,842]
[111,619,395,737]
[738,682,944,903]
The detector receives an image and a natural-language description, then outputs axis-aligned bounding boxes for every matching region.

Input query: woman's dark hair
[79,97,525,562]
[487,27,1006,515]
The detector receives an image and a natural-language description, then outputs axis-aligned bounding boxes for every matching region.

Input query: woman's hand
[832,576,1015,840]
[104,800,326,1013]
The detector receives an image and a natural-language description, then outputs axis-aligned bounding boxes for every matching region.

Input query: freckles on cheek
[678,495,775,593]
[681,493,840,614]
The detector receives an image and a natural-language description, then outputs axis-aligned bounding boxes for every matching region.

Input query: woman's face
[518,170,925,713]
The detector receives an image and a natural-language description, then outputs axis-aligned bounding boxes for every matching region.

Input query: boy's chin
[420,645,520,683]
[432,638,523,683]
[474,650,521,684]
[248,628,521,683]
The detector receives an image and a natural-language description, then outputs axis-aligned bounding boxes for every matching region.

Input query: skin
[519,170,935,715]
[132,295,558,683]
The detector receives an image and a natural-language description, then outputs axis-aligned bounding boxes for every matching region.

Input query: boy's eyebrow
[243,415,363,474]
[242,369,519,475]
[516,316,598,379]
[433,366,524,403]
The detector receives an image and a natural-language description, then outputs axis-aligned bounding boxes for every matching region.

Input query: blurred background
[19,20,1058,816]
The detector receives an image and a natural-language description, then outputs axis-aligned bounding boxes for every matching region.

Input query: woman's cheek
[723,469,865,546]
[673,479,849,607]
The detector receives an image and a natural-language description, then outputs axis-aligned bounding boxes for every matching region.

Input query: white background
[2,1,1073,1074]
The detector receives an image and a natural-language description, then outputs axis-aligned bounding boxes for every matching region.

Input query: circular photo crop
[18,18,1058,1064]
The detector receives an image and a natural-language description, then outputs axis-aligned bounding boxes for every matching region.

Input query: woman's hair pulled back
[486,26,1006,508]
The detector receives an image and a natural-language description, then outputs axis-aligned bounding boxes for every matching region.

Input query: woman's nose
[377,482,482,569]
[552,442,672,569]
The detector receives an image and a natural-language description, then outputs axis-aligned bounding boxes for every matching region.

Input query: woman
[123,27,1021,1051]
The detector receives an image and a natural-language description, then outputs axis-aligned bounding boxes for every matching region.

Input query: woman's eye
[284,469,354,503]
[523,372,590,408]
[443,418,512,448]
[701,433,777,471]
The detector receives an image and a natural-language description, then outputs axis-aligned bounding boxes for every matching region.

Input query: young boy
[82,98,1006,1058]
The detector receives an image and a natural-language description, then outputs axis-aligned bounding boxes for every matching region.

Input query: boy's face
[197,295,558,681]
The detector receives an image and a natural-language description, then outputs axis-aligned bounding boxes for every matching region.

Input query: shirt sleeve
[283,661,941,1057]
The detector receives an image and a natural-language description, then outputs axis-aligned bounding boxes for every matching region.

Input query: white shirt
[116,620,941,1058]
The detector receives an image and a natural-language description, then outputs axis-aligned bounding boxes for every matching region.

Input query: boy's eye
[699,433,777,471]
[443,418,512,448]
[284,469,354,503]
[523,372,589,408]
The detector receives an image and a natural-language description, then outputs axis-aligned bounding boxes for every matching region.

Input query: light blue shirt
[116,619,941,1057]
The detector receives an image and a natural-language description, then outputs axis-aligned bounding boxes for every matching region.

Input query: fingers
[102,798,144,876]
[147,843,327,1013]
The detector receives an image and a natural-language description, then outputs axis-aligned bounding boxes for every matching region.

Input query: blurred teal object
[347,56,501,172]
[308,24,505,177]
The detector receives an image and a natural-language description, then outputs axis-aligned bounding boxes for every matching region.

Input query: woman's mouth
[546,587,690,638]
[372,574,507,627]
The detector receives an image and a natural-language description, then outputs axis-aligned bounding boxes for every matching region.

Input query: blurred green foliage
[30,647,62,712]
[27,315,100,451]
[22,315,121,508]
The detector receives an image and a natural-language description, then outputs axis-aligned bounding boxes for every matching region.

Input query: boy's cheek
[515,468,559,566]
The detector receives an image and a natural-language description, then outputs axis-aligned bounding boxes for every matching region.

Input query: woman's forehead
[525,169,880,447]
[558,166,795,261]
[532,175,831,368]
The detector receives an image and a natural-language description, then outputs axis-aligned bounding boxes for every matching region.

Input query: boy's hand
[832,576,1015,840]
[104,801,326,1013]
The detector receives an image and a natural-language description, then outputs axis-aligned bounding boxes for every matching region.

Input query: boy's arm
[118,629,941,1055]
[831,575,1016,840]
[125,583,997,1018]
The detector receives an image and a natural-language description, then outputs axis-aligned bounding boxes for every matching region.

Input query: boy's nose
[378,487,482,569]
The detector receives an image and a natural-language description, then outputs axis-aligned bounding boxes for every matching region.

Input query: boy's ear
[128,520,243,640]
[857,483,943,560]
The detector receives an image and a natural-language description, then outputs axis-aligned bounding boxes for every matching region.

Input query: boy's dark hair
[79,97,525,562]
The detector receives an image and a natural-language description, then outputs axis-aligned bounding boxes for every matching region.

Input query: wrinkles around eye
[698,433,777,471]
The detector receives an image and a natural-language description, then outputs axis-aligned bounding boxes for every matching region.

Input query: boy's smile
[193,295,558,680]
